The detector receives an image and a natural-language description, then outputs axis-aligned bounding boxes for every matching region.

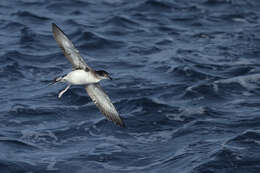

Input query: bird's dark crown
[95,70,109,76]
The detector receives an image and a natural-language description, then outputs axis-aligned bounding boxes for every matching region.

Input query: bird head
[95,70,112,80]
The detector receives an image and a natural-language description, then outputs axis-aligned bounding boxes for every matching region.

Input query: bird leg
[58,85,71,98]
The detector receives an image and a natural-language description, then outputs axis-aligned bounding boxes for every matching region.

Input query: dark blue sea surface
[0,0,260,172]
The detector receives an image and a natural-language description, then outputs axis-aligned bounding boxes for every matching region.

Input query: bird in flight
[51,23,125,127]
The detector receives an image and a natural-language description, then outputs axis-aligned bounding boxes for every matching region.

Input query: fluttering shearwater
[50,23,125,127]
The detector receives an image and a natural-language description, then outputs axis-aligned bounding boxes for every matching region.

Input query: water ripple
[0,0,260,172]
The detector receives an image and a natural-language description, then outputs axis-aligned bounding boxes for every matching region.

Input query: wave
[215,73,260,91]
[0,21,25,33]
[9,104,56,116]
[0,0,259,172]
[133,0,172,13]
[11,11,50,22]
[77,31,125,50]
[0,137,40,150]
[226,129,260,146]
[103,15,140,29]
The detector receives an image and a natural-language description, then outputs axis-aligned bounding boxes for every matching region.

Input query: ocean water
[0,0,260,172]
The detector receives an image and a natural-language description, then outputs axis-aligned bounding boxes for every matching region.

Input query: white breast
[64,70,100,85]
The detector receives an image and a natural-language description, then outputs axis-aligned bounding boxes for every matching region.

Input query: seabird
[51,23,125,127]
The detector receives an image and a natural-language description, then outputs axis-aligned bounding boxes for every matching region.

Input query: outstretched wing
[52,23,92,71]
[85,84,125,127]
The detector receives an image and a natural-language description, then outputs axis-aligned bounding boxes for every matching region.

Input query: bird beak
[108,75,112,80]
[48,77,62,86]
[47,81,58,86]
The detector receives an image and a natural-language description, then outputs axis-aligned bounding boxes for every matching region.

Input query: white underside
[63,70,100,85]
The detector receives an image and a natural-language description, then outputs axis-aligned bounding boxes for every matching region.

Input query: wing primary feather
[52,23,92,71]
[85,84,126,128]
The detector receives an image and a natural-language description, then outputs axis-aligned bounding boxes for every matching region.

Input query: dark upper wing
[52,23,92,71]
[85,83,125,127]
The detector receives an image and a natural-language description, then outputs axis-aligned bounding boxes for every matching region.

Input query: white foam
[214,73,260,90]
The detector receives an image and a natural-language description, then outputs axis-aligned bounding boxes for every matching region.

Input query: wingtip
[118,119,126,128]
[52,23,59,33]
[51,23,69,40]
[110,115,126,128]
[52,23,56,29]
[121,123,126,128]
